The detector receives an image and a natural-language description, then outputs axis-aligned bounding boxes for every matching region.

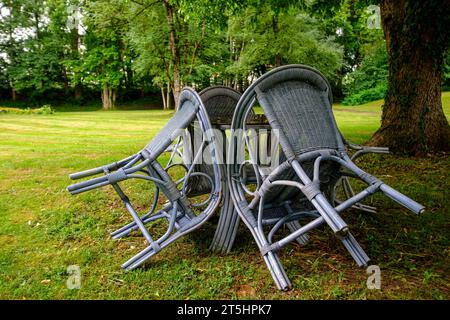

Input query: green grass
[0,94,449,299]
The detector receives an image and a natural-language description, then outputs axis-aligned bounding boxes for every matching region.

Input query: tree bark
[74,85,82,100]
[163,0,181,109]
[7,6,17,102]
[70,15,81,100]
[369,0,450,155]
[63,67,69,93]
[272,14,282,67]
[11,83,16,102]
[101,86,116,110]
[166,82,171,109]
[161,86,167,110]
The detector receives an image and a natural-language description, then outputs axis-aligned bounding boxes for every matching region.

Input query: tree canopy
[0,0,449,154]
[0,0,360,108]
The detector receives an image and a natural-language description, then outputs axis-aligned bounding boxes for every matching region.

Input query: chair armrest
[346,140,389,153]
[343,139,389,161]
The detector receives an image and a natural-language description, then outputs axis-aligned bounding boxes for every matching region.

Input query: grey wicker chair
[184,86,242,196]
[162,85,243,253]
[197,86,244,253]
[67,88,222,271]
[227,64,425,290]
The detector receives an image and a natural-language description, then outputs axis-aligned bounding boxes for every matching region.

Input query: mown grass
[0,93,448,299]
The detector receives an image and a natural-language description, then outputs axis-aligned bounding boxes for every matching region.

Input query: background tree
[128,0,234,108]
[369,0,450,155]
[128,2,174,109]
[342,40,388,105]
[80,0,131,109]
[0,0,448,157]
[313,0,384,97]
[0,0,24,101]
[0,0,79,103]
[227,4,343,89]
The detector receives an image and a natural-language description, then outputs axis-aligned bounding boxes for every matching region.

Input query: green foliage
[342,83,386,105]
[321,0,384,72]
[227,5,343,85]
[35,104,55,114]
[127,4,170,91]
[0,104,54,114]
[443,51,450,91]
[0,0,347,105]
[342,41,388,105]
[84,0,130,88]
[0,0,448,111]
[79,38,124,89]
[12,1,59,91]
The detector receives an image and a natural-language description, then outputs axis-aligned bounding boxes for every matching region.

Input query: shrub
[34,104,54,114]
[343,42,388,105]
[0,104,55,115]
[342,83,387,105]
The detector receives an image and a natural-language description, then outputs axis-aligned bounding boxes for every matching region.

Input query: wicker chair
[197,86,244,253]
[67,88,222,271]
[162,85,244,253]
[184,86,242,196]
[227,65,424,290]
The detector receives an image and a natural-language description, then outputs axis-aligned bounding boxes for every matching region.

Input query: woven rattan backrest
[254,66,344,158]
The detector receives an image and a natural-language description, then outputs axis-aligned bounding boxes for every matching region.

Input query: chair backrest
[199,85,242,124]
[254,65,345,158]
[144,91,199,158]
[183,86,241,197]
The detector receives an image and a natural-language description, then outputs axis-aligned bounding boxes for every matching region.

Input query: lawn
[0,94,449,299]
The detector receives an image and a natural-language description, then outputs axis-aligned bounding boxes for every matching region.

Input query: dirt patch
[236,283,256,298]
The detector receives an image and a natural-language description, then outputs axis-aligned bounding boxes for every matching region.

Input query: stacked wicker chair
[197,86,246,253]
[68,88,222,270]
[227,64,424,290]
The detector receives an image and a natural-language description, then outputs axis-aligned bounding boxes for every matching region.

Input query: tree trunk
[112,89,116,108]
[101,87,110,110]
[272,15,282,67]
[11,85,16,102]
[172,68,181,109]
[163,0,181,109]
[369,0,450,155]
[63,67,69,94]
[166,83,171,109]
[74,85,82,100]
[161,86,167,110]
[70,17,81,100]
[101,86,116,110]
